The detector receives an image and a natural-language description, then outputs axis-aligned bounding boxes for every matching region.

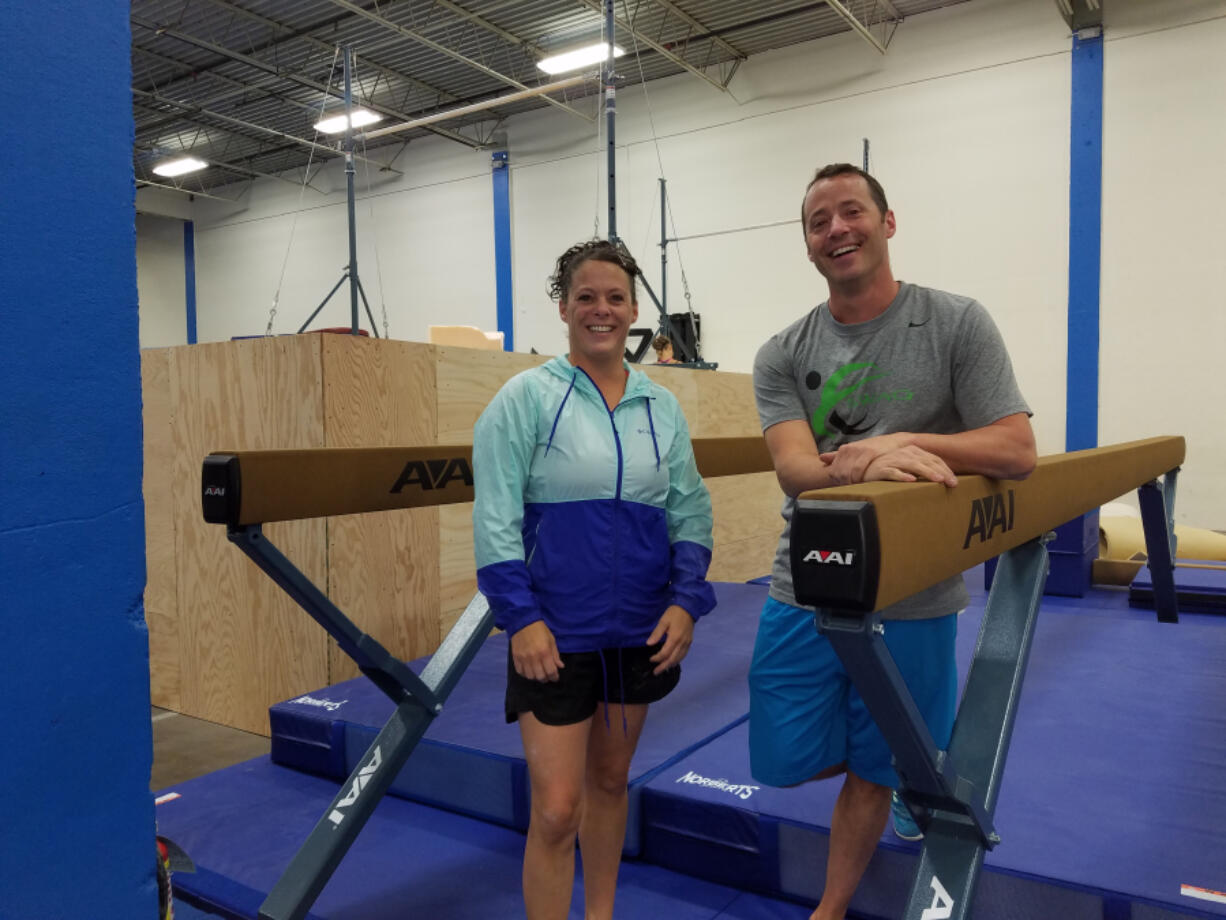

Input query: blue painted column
[1,0,155,916]
[185,219,198,344]
[491,150,514,351]
[1066,28,1103,451]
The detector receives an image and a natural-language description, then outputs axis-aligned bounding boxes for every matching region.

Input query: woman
[472,239,716,920]
[652,334,678,364]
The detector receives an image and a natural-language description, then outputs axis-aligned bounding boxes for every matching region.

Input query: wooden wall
[141,336,782,734]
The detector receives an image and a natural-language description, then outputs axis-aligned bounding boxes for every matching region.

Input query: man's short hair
[800,163,890,223]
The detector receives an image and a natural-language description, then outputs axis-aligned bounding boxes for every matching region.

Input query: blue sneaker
[891,791,923,841]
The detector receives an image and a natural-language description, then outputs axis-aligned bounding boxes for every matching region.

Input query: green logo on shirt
[808,362,886,438]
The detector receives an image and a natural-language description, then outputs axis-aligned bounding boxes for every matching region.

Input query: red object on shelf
[307,327,370,336]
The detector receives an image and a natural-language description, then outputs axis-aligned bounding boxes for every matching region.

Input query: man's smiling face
[802,173,896,293]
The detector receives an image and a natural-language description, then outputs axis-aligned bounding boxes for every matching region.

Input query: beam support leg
[819,536,1050,920]
[224,525,493,920]
[1137,469,1180,623]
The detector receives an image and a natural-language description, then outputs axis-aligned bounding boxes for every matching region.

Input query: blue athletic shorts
[748,596,957,789]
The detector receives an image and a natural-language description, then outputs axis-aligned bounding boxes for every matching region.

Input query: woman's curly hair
[548,239,639,302]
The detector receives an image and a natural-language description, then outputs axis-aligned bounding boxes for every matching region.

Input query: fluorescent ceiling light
[314,108,383,134]
[537,42,624,75]
[153,156,208,178]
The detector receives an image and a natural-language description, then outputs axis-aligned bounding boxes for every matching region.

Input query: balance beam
[201,435,774,527]
[790,435,1185,614]
[200,434,773,920]
[788,435,1184,920]
[204,433,1182,920]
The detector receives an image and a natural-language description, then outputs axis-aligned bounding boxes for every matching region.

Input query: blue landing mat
[269,581,768,854]
[639,593,1226,919]
[1131,561,1226,613]
[156,756,815,920]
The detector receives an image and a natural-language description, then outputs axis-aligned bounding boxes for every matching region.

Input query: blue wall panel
[0,1,156,916]
[185,220,198,344]
[1066,31,1104,451]
[492,150,514,351]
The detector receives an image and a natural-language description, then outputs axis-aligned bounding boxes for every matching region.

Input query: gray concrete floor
[151,706,270,791]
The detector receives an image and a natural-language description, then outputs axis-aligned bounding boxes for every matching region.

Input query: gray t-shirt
[753,282,1031,619]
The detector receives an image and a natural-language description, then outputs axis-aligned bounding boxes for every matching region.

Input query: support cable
[592,10,607,239]
[620,0,703,359]
[266,47,340,336]
[353,50,392,340]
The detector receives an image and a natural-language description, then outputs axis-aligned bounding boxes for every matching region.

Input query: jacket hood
[541,354,661,468]
[544,354,654,402]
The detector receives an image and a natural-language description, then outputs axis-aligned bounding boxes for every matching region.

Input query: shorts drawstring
[597,648,629,737]
[598,649,611,732]
[617,647,628,736]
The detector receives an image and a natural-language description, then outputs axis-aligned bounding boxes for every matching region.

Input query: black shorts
[505,642,681,726]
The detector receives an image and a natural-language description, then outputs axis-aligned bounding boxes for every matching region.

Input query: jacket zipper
[575,367,631,647]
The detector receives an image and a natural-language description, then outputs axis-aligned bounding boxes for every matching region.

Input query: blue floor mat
[267,581,768,853]
[639,590,1226,919]
[162,569,1226,920]
[157,756,815,920]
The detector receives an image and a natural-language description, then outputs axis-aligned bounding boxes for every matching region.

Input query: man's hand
[647,605,695,675]
[819,433,914,484]
[821,435,958,487]
[862,445,958,486]
[510,620,565,682]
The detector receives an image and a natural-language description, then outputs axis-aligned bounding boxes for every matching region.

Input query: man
[750,163,1036,920]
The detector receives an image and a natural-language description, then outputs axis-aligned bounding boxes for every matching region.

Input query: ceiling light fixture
[152,156,208,178]
[537,42,624,75]
[314,108,383,134]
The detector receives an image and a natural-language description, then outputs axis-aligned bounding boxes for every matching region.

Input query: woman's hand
[510,620,565,682]
[647,605,695,675]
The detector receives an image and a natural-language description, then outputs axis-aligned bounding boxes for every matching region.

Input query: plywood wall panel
[694,369,760,438]
[434,346,546,444]
[322,336,441,683]
[240,518,330,734]
[708,472,784,544]
[141,348,180,709]
[321,336,437,447]
[145,606,180,711]
[438,502,477,632]
[141,348,176,615]
[325,509,441,684]
[169,337,330,735]
[641,364,701,435]
[706,471,784,584]
[709,533,780,584]
[144,338,782,734]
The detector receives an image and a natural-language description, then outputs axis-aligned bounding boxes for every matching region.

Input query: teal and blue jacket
[473,355,716,651]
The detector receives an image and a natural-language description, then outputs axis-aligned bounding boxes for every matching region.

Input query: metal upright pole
[605,0,617,242]
[659,177,668,314]
[343,47,359,335]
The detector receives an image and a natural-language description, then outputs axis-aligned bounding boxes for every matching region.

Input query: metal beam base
[820,536,1050,920]
[1137,470,1180,623]
[817,467,1182,919]
[225,525,492,920]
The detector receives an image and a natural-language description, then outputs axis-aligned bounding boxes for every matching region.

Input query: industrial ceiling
[131,0,983,198]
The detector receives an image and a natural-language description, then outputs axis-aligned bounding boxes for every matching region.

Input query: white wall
[188,143,498,344]
[508,0,1070,456]
[1099,1,1226,526]
[134,0,1226,525]
[135,212,188,348]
